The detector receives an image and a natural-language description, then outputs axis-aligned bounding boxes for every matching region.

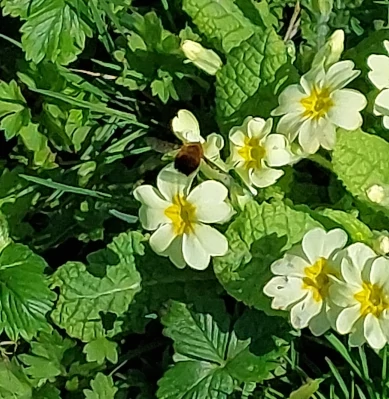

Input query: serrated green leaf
[0,80,30,140]
[0,359,32,399]
[19,0,93,65]
[215,30,287,131]
[32,384,61,399]
[158,300,291,399]
[182,0,255,53]
[19,331,75,381]
[332,129,389,210]
[51,232,143,341]
[83,373,118,399]
[0,243,56,341]
[213,200,321,314]
[83,337,118,365]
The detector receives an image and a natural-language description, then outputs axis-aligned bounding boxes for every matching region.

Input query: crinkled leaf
[213,200,321,314]
[83,337,118,365]
[0,359,32,399]
[182,0,255,53]
[18,0,93,65]
[332,129,389,212]
[51,232,143,341]
[19,331,75,381]
[0,243,56,341]
[157,300,291,399]
[84,373,118,399]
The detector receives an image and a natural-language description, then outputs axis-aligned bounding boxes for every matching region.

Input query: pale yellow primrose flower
[172,109,226,170]
[181,40,222,75]
[264,228,348,336]
[272,61,366,154]
[228,117,292,190]
[329,243,389,350]
[133,164,234,270]
[368,41,389,129]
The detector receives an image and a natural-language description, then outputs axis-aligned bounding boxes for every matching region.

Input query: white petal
[329,282,359,308]
[172,109,202,143]
[301,66,325,93]
[367,54,389,90]
[133,185,170,208]
[276,113,305,142]
[157,163,194,201]
[191,224,228,256]
[319,121,337,151]
[383,116,389,129]
[271,251,309,278]
[272,85,306,116]
[349,318,366,347]
[149,224,176,254]
[309,307,330,336]
[328,89,366,130]
[236,166,254,191]
[290,291,322,330]
[379,312,389,341]
[196,203,234,224]
[188,180,228,205]
[250,166,283,188]
[164,236,186,269]
[370,257,389,288]
[384,40,389,54]
[374,89,389,116]
[336,304,361,334]
[139,206,169,230]
[302,228,326,264]
[229,129,246,146]
[264,276,306,310]
[265,134,293,167]
[182,232,210,270]
[364,313,387,350]
[322,228,348,258]
[247,117,268,139]
[298,119,321,155]
[325,60,360,90]
[203,133,224,162]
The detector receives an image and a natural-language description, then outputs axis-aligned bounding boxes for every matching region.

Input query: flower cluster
[264,228,389,350]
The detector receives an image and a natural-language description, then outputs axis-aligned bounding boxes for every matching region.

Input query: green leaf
[51,232,143,341]
[332,129,389,210]
[157,300,291,399]
[19,331,75,381]
[289,379,322,399]
[0,80,30,140]
[0,359,32,399]
[213,200,321,314]
[32,384,61,399]
[215,30,287,131]
[83,337,118,365]
[0,242,56,341]
[83,373,118,399]
[182,0,255,53]
[19,0,93,65]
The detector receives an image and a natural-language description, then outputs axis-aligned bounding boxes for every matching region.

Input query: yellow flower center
[301,86,334,120]
[238,137,266,170]
[354,282,389,318]
[302,258,337,302]
[164,194,196,236]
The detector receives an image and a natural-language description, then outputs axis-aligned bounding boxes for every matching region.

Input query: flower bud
[312,29,345,70]
[366,184,386,204]
[181,40,222,75]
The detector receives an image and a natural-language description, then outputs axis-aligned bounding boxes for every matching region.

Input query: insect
[174,142,204,176]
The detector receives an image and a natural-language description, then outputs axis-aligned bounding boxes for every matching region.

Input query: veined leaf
[19,331,75,381]
[51,232,143,341]
[0,358,32,399]
[84,373,118,399]
[213,200,321,315]
[19,0,93,65]
[333,128,389,210]
[157,300,291,399]
[0,242,56,341]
